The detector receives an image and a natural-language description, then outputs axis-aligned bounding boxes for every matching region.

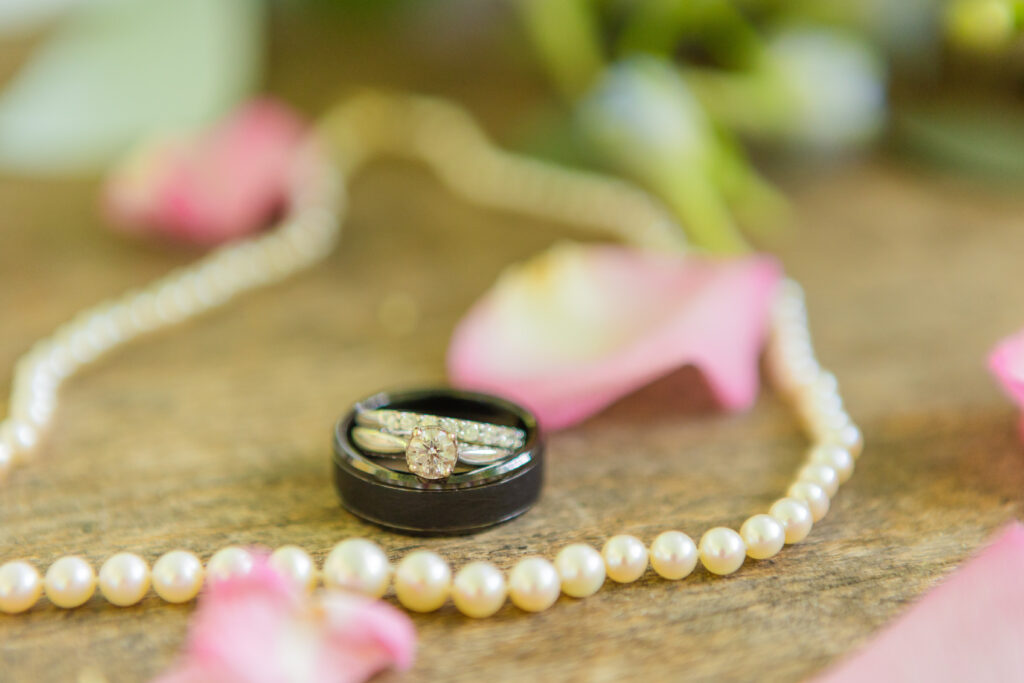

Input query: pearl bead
[16,394,54,429]
[0,560,42,614]
[809,444,854,483]
[601,535,648,583]
[324,539,391,598]
[770,498,813,544]
[698,527,746,575]
[99,553,150,606]
[43,342,75,378]
[206,547,254,582]
[797,463,839,497]
[801,375,843,404]
[152,550,204,603]
[739,515,786,560]
[394,550,450,612]
[773,347,821,392]
[554,544,605,597]
[508,557,560,612]
[800,386,845,417]
[2,420,40,461]
[452,561,506,618]
[803,385,843,417]
[809,371,838,396]
[0,441,12,481]
[823,423,863,459]
[787,481,830,522]
[269,546,317,592]
[649,531,698,580]
[44,556,96,608]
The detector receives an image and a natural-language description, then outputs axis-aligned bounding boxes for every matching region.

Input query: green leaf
[893,102,1024,182]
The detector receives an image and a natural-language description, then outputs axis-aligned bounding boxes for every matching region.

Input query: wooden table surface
[3,8,1024,683]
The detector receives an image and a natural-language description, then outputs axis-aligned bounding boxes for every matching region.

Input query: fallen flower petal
[816,522,1024,682]
[447,242,781,430]
[990,327,1024,407]
[989,328,1024,440]
[105,99,307,246]
[152,556,415,683]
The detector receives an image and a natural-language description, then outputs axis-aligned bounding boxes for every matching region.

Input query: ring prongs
[405,426,459,480]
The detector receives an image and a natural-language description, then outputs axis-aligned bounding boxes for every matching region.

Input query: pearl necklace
[0,93,862,618]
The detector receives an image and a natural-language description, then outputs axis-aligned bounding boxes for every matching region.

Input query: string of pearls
[0,279,862,616]
[0,93,861,618]
[0,142,344,482]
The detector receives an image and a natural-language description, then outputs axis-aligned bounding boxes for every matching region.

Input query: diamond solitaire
[405,426,459,479]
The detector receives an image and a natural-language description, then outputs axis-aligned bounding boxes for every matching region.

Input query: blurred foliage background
[1,0,1023,251]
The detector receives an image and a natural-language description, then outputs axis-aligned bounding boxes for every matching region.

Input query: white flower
[766,27,886,150]
[578,57,715,175]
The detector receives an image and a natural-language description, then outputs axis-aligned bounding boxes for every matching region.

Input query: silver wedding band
[353,408,526,479]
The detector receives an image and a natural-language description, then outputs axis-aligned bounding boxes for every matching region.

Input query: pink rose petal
[447,243,781,430]
[989,328,1024,440]
[105,99,307,246]
[152,556,416,683]
[816,522,1024,682]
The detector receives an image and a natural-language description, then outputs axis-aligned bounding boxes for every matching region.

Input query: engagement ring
[353,409,526,479]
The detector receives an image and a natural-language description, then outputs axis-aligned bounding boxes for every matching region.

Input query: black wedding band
[332,388,544,536]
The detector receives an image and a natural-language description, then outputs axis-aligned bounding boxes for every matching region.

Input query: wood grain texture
[3,8,1024,683]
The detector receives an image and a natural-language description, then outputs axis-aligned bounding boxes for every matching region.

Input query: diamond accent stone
[460,423,480,442]
[405,426,458,480]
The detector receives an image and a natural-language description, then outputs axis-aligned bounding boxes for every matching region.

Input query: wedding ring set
[352,407,527,480]
[336,388,543,534]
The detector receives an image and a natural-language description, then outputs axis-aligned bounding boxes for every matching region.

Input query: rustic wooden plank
[2,9,1024,683]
